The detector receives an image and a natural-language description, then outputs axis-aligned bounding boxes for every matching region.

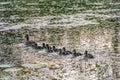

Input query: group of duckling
[25,34,94,59]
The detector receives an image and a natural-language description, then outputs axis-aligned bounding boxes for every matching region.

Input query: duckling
[31,42,38,48]
[59,49,64,55]
[46,44,53,53]
[72,49,82,57]
[52,46,59,52]
[46,44,49,49]
[49,46,53,53]
[34,43,46,50]
[84,50,94,59]
[34,44,43,50]
[62,47,72,55]
[42,43,46,49]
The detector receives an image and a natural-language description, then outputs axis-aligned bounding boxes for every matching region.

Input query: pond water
[0,0,120,80]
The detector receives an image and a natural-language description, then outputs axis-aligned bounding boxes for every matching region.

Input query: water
[0,0,120,80]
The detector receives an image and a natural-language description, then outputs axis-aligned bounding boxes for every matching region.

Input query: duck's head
[59,49,62,53]
[42,43,46,47]
[25,34,29,41]
[84,50,88,55]
[62,47,66,52]
[53,46,56,49]
[72,49,76,53]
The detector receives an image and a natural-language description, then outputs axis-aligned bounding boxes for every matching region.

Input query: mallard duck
[46,44,53,53]
[25,34,29,41]
[25,34,37,48]
[84,50,94,59]
[62,47,72,55]
[52,46,59,52]
[42,43,46,49]
[59,49,64,55]
[72,49,82,57]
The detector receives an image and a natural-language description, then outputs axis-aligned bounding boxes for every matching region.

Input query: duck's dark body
[62,47,72,55]
[84,50,94,59]
[52,46,59,52]
[58,47,72,55]
[25,41,37,48]
[25,34,38,48]
[46,44,53,53]
[59,49,64,55]
[73,49,82,57]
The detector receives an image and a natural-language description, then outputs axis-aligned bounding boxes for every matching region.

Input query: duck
[52,46,59,52]
[42,43,46,49]
[62,47,72,55]
[34,43,47,50]
[72,49,82,57]
[59,49,65,55]
[35,43,47,50]
[84,50,94,59]
[46,44,53,53]
[25,34,37,48]
[45,44,49,49]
